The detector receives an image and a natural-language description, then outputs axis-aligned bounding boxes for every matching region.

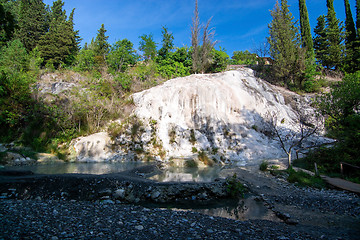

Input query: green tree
[76,48,95,71]
[231,50,257,65]
[357,0,360,35]
[94,24,110,60]
[344,0,357,72]
[107,39,138,72]
[158,26,174,59]
[313,15,328,66]
[38,0,78,68]
[0,2,16,47]
[324,0,344,70]
[268,0,302,86]
[207,48,229,73]
[299,0,314,55]
[15,0,48,52]
[316,72,360,167]
[139,33,157,61]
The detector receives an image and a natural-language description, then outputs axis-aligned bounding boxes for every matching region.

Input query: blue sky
[43,0,357,57]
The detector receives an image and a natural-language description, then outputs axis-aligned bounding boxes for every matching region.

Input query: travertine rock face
[131,68,311,165]
[70,68,326,165]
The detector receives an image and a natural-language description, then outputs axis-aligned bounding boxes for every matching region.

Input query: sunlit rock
[72,132,113,162]
[131,68,321,165]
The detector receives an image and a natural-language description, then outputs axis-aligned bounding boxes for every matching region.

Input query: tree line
[268,0,359,177]
[268,0,360,92]
[0,0,229,153]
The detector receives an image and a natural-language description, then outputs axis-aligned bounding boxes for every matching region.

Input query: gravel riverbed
[1,167,359,240]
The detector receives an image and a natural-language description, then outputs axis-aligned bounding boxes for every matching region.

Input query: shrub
[259,161,269,171]
[198,150,214,166]
[226,173,246,198]
[185,159,198,168]
[189,129,196,145]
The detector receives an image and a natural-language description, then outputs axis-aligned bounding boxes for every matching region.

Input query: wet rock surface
[0,166,359,239]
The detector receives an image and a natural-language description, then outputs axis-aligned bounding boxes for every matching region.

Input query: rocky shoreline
[1,166,359,239]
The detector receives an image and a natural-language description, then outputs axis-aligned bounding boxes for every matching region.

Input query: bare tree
[266,110,322,168]
[200,18,217,73]
[253,40,270,66]
[191,0,217,73]
[191,0,201,73]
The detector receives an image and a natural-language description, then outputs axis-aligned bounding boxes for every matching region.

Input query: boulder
[72,132,113,162]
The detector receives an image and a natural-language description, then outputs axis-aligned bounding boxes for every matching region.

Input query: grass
[271,167,327,189]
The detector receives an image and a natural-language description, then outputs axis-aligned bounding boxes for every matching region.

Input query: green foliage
[259,161,269,171]
[93,24,110,58]
[114,73,132,91]
[311,72,360,176]
[268,0,303,87]
[286,168,327,189]
[38,0,80,68]
[191,147,198,153]
[226,173,246,198]
[156,47,192,79]
[15,0,48,52]
[299,0,314,55]
[206,48,229,73]
[322,0,345,70]
[185,159,198,168]
[0,2,16,47]
[107,39,138,73]
[313,15,328,66]
[139,33,157,61]
[75,48,96,71]
[231,50,257,65]
[158,26,174,59]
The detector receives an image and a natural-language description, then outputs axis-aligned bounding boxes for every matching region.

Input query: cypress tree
[344,0,357,44]
[15,0,48,52]
[313,15,328,66]
[298,0,313,55]
[268,0,301,86]
[354,0,360,71]
[324,0,344,70]
[344,0,357,72]
[357,0,360,35]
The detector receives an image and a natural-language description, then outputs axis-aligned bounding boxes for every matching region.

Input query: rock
[151,191,161,200]
[135,225,144,230]
[0,144,7,153]
[71,132,113,162]
[98,189,112,197]
[101,200,114,204]
[130,68,330,165]
[113,189,126,199]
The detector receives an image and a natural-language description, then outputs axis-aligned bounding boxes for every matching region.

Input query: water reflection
[2,162,152,175]
[149,166,225,182]
[192,197,277,221]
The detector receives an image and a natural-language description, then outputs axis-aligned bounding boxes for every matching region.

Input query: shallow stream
[1,161,278,222]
